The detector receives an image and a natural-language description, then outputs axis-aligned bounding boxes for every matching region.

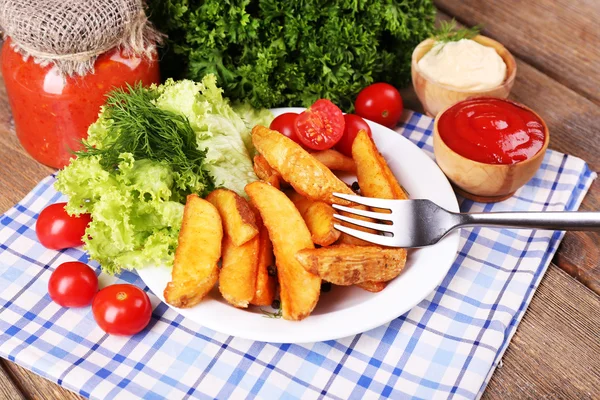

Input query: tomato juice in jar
[1,38,160,168]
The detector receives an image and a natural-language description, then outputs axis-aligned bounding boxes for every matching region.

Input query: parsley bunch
[148,0,436,111]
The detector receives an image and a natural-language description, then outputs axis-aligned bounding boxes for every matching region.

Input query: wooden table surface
[1,2,599,399]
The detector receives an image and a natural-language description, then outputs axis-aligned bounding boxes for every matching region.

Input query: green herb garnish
[261,308,283,319]
[432,19,481,45]
[76,83,214,198]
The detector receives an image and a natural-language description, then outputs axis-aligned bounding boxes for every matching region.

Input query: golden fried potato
[288,192,340,246]
[206,189,258,246]
[250,212,277,306]
[252,125,353,204]
[164,195,222,308]
[356,281,387,293]
[245,181,320,321]
[352,130,408,201]
[295,244,407,285]
[253,154,283,189]
[219,234,259,308]
[310,149,356,172]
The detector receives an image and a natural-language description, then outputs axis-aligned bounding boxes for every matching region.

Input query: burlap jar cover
[0,0,162,75]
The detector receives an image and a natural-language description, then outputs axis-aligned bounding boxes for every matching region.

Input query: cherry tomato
[36,203,91,250]
[48,261,98,307]
[335,114,373,157]
[355,83,404,128]
[295,99,345,150]
[92,284,152,336]
[269,112,302,144]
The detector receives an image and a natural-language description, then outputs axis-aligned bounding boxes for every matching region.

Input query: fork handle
[459,212,600,231]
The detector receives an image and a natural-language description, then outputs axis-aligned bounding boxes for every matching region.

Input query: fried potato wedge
[295,244,407,285]
[252,125,353,204]
[207,189,258,246]
[219,234,259,308]
[356,281,387,293]
[310,149,356,172]
[246,181,320,320]
[164,195,222,308]
[253,154,283,188]
[250,212,277,306]
[352,130,408,201]
[288,192,340,246]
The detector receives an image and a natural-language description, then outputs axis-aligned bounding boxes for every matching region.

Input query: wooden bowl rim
[433,97,550,170]
[412,34,517,94]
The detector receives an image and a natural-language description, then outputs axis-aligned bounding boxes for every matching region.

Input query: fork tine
[333,214,394,233]
[331,204,393,221]
[332,193,393,210]
[334,224,397,247]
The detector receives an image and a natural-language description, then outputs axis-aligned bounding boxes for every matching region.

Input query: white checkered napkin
[0,111,596,400]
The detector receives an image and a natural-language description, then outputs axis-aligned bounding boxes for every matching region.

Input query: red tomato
[48,261,98,307]
[335,114,373,157]
[36,203,91,250]
[355,83,404,128]
[269,112,301,144]
[92,284,152,336]
[295,99,345,150]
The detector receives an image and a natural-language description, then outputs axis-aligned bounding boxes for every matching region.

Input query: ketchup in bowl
[437,97,546,165]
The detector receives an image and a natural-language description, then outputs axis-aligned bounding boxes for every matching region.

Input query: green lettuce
[55,75,272,274]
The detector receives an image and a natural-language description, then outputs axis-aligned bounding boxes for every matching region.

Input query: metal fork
[332,193,600,248]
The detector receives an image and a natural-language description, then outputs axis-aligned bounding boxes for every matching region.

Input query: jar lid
[0,0,163,76]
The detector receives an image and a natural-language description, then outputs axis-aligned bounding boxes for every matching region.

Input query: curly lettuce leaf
[154,76,264,196]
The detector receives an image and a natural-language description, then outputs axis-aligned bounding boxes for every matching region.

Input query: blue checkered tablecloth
[0,111,596,399]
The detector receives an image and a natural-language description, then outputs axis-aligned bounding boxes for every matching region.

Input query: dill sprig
[76,84,214,198]
[260,308,283,319]
[433,19,481,44]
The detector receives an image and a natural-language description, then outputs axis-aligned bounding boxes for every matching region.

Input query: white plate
[138,107,460,343]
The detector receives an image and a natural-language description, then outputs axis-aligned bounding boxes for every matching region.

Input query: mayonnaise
[417,39,507,91]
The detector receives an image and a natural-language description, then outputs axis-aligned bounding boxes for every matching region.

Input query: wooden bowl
[433,100,549,203]
[412,35,517,117]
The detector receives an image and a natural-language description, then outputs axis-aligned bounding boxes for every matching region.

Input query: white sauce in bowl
[417,39,507,91]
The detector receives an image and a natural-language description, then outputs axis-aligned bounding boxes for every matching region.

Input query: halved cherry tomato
[355,83,403,128]
[92,284,152,336]
[48,261,98,307]
[335,114,373,157]
[269,112,302,144]
[36,203,91,250]
[295,99,345,150]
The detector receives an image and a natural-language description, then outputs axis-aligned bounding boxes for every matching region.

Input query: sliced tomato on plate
[295,99,345,150]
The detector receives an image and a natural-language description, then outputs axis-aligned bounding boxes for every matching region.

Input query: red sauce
[1,38,160,168]
[438,97,546,165]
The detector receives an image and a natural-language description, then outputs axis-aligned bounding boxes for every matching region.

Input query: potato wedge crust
[253,154,283,189]
[246,181,320,321]
[295,244,407,285]
[252,125,353,204]
[310,149,356,172]
[356,281,387,293]
[352,130,408,201]
[250,211,277,306]
[219,234,259,308]
[164,195,222,308]
[206,189,258,246]
[288,192,341,246]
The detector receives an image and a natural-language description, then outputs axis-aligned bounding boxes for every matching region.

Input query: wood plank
[0,361,24,400]
[483,264,600,399]
[1,360,82,400]
[434,0,600,105]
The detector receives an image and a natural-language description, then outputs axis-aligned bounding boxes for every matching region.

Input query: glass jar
[1,38,160,168]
